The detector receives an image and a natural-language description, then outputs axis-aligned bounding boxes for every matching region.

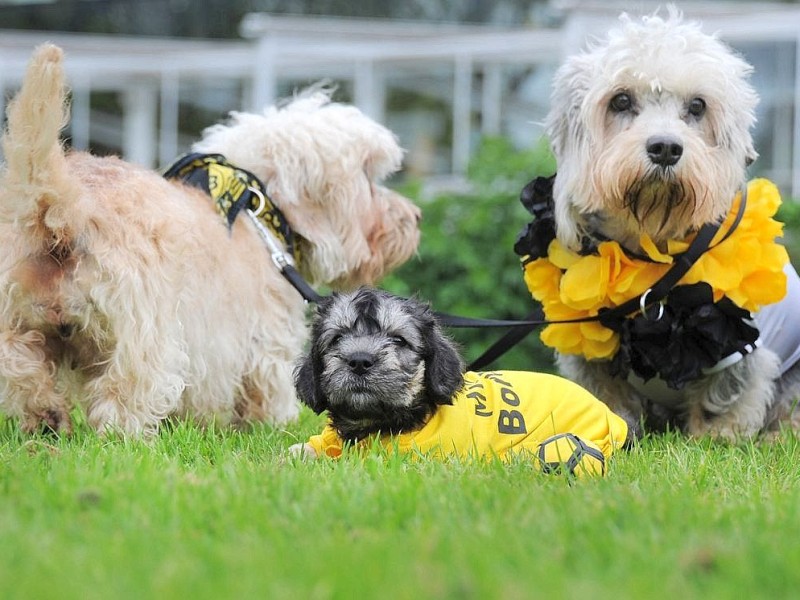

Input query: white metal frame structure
[0,1,798,196]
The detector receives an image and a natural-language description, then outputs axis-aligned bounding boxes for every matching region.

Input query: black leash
[458,307,545,371]
[163,153,748,372]
[464,186,747,370]
[434,311,546,328]
[463,225,719,370]
[279,263,326,304]
[274,186,744,371]
[270,194,739,370]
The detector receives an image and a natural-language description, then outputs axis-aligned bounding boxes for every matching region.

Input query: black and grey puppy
[294,287,465,443]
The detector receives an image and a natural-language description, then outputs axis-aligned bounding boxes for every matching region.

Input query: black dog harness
[163,153,296,257]
[163,153,323,303]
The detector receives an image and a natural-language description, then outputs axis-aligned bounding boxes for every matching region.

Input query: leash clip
[247,185,267,217]
[639,288,665,321]
[246,185,296,272]
[244,208,295,271]
[271,250,291,271]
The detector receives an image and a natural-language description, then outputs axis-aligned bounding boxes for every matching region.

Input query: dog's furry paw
[288,442,318,459]
[686,412,758,442]
[21,409,72,436]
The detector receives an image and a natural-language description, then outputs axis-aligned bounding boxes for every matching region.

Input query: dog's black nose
[646,135,683,167]
[347,352,375,375]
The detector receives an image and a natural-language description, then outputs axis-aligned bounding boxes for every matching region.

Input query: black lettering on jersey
[500,386,520,407]
[483,372,512,387]
[498,410,527,434]
[467,391,492,418]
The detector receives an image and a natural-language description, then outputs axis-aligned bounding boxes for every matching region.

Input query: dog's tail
[1,43,80,228]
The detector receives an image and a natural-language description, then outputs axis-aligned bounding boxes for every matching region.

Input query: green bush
[778,199,800,264]
[383,136,557,372]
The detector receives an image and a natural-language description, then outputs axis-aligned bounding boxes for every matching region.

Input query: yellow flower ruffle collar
[520,178,789,360]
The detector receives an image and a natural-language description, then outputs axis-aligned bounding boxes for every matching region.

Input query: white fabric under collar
[627,261,800,406]
[753,261,800,376]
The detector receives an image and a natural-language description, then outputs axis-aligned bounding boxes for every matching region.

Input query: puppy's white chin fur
[331,390,382,408]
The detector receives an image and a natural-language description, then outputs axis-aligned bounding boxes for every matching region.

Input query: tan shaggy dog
[0,44,420,436]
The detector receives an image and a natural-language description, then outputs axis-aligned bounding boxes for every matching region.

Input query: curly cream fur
[0,44,420,436]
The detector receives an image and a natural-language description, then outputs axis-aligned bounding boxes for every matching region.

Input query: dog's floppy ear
[293,296,336,414]
[545,53,593,162]
[744,147,758,168]
[420,312,465,406]
[293,349,328,414]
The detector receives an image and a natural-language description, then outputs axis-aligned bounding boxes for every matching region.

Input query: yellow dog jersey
[306,370,629,464]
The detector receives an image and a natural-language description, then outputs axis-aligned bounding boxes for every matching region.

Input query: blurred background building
[0,0,799,198]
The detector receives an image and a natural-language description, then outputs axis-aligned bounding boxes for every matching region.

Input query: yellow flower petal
[640,233,674,264]
[548,240,580,270]
[686,253,742,291]
[581,335,620,360]
[748,178,780,216]
[666,239,690,255]
[616,262,669,303]
[733,270,787,311]
[598,241,632,282]
[541,323,583,355]
[560,255,609,310]
[580,320,617,342]
[523,259,561,302]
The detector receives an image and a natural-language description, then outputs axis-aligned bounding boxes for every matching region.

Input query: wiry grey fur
[294,288,464,443]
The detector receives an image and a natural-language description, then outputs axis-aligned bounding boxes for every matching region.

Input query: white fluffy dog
[0,44,420,436]
[515,9,800,439]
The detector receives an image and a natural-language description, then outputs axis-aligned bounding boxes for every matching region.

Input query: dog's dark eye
[390,335,408,348]
[609,92,633,113]
[329,333,343,347]
[687,97,706,118]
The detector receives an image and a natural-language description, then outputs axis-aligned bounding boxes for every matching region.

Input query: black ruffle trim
[513,176,556,260]
[513,176,759,389]
[601,282,758,389]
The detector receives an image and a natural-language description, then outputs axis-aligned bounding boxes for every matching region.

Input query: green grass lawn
[1,207,798,599]
[2,410,800,599]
